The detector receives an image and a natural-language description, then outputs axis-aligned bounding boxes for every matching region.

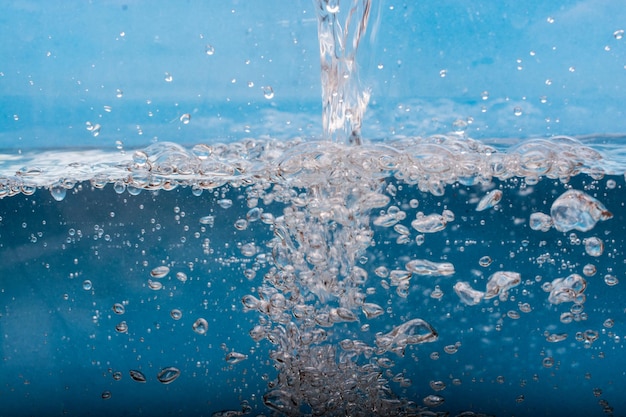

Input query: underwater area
[1,1,626,416]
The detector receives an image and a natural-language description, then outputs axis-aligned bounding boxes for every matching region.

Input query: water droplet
[513,107,523,116]
[614,29,624,40]
[112,303,125,314]
[170,309,182,320]
[82,280,92,291]
[192,318,209,335]
[262,85,274,99]
[179,113,191,124]
[129,370,146,383]
[150,265,170,279]
[205,44,215,55]
[157,366,181,384]
[325,1,339,13]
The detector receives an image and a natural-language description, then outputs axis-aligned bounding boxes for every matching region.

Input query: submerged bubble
[583,237,604,257]
[150,265,170,279]
[205,44,215,55]
[453,282,484,306]
[476,189,502,211]
[164,72,173,82]
[82,280,92,291]
[129,370,147,383]
[157,367,181,384]
[170,309,182,320]
[50,184,67,202]
[550,190,612,232]
[192,318,209,335]
[225,351,248,364]
[614,29,625,40]
[112,303,125,314]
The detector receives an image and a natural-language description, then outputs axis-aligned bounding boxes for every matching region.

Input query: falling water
[314,0,372,144]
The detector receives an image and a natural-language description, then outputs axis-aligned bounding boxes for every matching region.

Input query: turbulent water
[1,136,625,416]
[2,1,626,416]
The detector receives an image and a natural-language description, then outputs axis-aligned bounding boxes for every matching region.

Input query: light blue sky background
[0,0,625,148]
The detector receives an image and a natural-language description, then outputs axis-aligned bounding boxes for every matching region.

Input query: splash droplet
[262,86,274,99]
[179,113,191,124]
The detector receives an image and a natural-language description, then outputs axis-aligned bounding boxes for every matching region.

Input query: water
[2,1,626,417]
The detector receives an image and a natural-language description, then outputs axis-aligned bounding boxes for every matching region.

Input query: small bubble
[116,89,123,98]
[377,63,384,70]
[604,274,619,286]
[205,44,215,55]
[129,370,146,383]
[540,96,548,104]
[13,114,19,121]
[82,280,92,291]
[150,265,170,279]
[176,272,188,282]
[439,69,447,78]
[115,321,128,333]
[513,107,523,116]
[247,81,254,88]
[614,29,624,40]
[568,66,575,72]
[545,79,552,86]
[164,72,173,82]
[179,113,191,124]
[262,85,274,99]
[157,367,181,384]
[170,309,182,320]
[479,256,492,267]
[112,371,122,381]
[547,16,555,24]
[112,303,125,315]
[542,356,554,368]
[192,318,209,335]
[101,391,112,400]
[481,91,489,100]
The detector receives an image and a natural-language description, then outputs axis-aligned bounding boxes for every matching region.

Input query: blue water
[2,1,626,417]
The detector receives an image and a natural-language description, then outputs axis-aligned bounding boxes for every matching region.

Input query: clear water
[1,2,626,417]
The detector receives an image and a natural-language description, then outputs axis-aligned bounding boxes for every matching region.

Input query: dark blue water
[1,163,624,416]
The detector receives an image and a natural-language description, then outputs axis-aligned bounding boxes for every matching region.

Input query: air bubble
[164,72,173,82]
[157,367,181,384]
[192,318,209,335]
[150,265,170,279]
[82,280,92,291]
[513,107,523,117]
[170,309,182,320]
[129,370,147,383]
[205,44,215,55]
[112,303,125,315]
[614,29,624,40]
